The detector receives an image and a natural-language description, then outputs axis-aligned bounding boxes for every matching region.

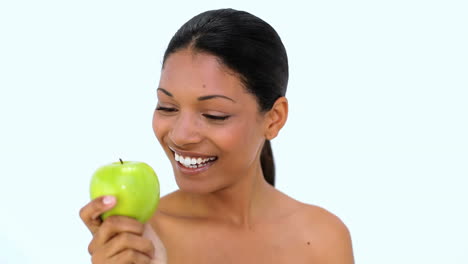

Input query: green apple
[90,159,160,223]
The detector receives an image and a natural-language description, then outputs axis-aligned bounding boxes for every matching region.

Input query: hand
[79,196,167,264]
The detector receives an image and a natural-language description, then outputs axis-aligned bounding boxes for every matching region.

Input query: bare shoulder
[269,190,354,262]
[150,191,190,240]
[156,190,181,213]
[299,203,350,235]
[154,190,189,217]
[297,203,355,263]
[150,190,187,230]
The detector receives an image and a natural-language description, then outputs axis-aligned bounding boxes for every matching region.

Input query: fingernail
[102,196,115,205]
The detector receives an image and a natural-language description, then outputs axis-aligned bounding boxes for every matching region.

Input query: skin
[80,48,354,264]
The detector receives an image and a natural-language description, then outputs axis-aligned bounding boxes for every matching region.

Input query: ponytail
[260,140,275,186]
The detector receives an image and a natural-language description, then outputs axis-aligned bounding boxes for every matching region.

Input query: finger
[79,196,116,235]
[107,249,152,264]
[104,232,155,259]
[88,215,145,254]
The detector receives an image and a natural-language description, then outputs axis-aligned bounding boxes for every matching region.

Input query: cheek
[214,119,264,161]
[152,111,166,143]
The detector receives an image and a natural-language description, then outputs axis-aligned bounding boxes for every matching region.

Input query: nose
[169,112,203,147]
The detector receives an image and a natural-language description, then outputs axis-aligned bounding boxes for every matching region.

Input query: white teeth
[173,151,217,168]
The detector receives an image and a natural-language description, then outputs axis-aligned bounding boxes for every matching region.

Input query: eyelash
[156,106,231,121]
[203,114,230,121]
[156,106,177,112]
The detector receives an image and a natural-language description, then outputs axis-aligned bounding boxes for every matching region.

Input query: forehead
[160,49,245,94]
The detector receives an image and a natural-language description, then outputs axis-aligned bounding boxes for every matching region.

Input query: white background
[0,0,467,263]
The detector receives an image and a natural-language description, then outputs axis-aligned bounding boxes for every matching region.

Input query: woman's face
[153,49,268,193]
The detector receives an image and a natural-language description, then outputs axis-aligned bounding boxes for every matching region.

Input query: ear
[264,97,288,140]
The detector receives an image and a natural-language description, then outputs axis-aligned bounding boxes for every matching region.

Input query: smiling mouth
[171,151,218,169]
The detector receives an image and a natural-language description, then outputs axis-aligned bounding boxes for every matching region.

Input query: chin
[175,179,217,194]
[172,170,210,193]
[172,170,230,195]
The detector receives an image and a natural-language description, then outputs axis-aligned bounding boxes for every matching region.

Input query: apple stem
[119,158,123,164]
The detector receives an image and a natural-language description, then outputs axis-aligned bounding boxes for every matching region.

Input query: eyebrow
[157,88,236,103]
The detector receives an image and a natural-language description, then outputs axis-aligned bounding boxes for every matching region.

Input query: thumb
[91,196,117,220]
[79,195,117,235]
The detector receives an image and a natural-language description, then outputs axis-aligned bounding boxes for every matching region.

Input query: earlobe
[265,97,288,140]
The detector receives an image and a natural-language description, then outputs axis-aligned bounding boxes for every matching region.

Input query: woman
[80,8,354,263]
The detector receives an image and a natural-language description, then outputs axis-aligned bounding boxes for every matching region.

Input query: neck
[186,164,274,228]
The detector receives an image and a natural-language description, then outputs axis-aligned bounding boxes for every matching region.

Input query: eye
[203,114,231,121]
[155,106,178,112]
